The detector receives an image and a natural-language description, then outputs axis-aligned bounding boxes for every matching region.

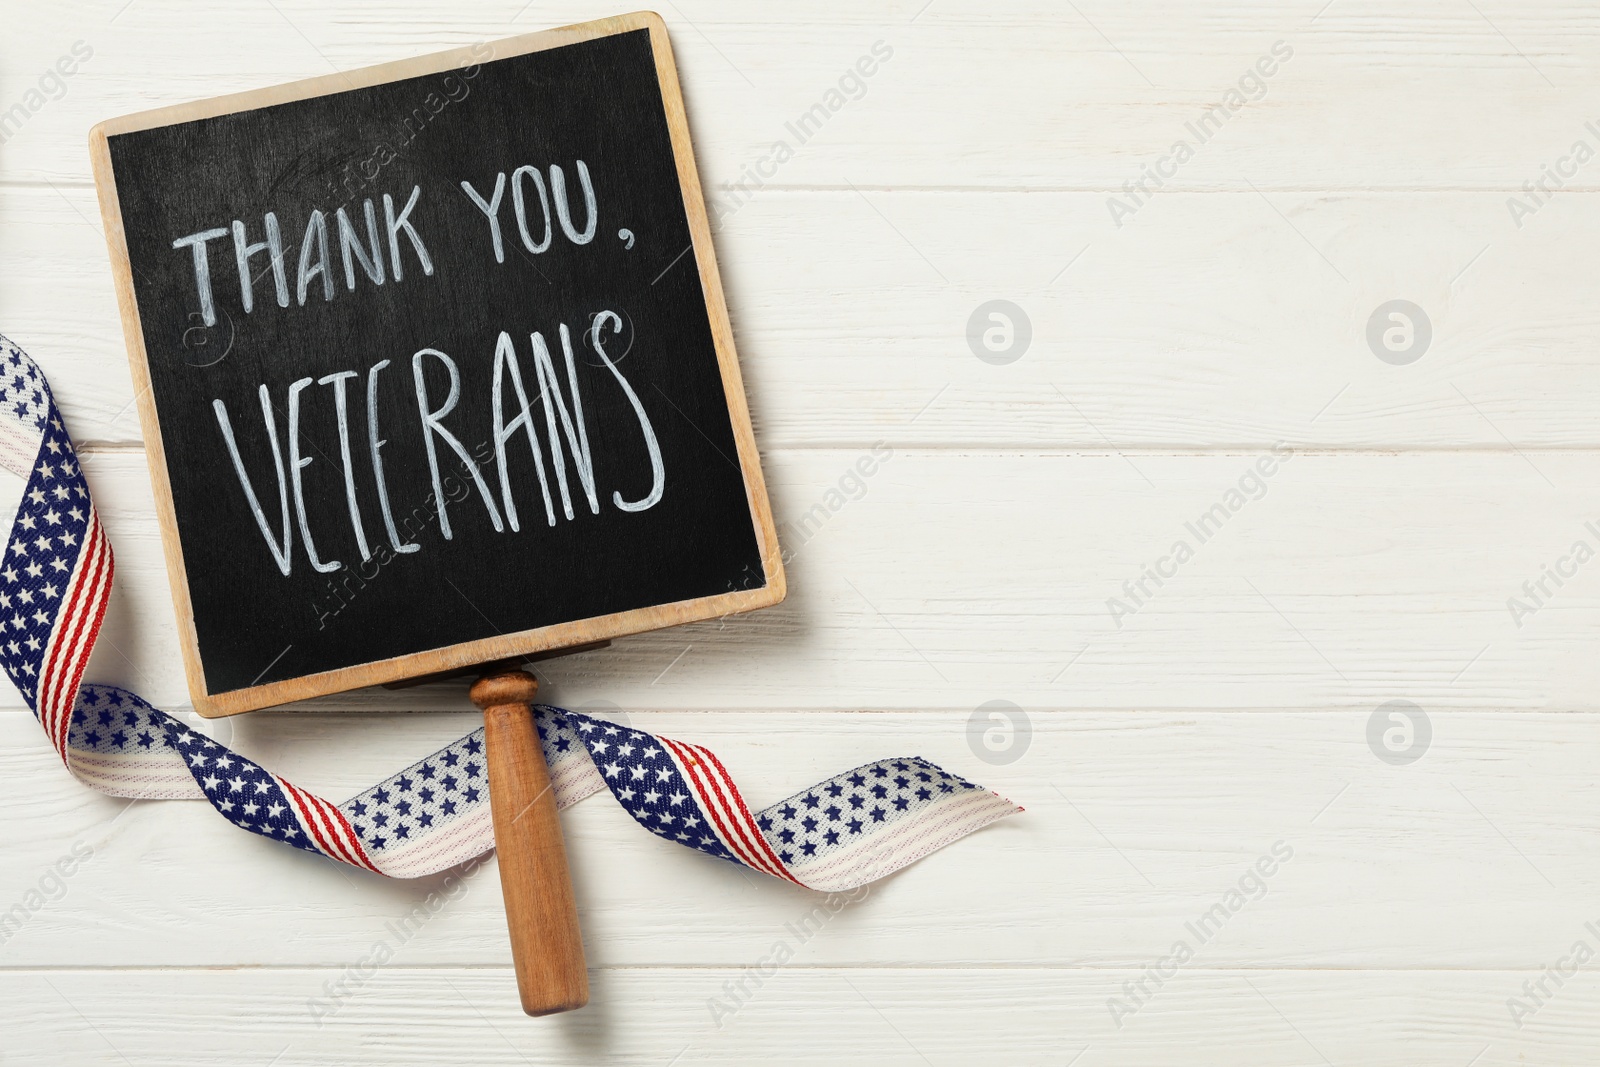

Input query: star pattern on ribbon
[0,332,1021,887]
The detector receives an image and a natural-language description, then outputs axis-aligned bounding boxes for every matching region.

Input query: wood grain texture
[2,0,1597,1062]
[6,1,1600,191]
[37,448,1600,714]
[12,181,1600,451]
[472,670,588,1015]
[0,967,1588,1066]
[3,708,1600,972]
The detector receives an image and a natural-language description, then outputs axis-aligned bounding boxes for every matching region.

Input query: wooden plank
[3,0,1598,191]
[4,707,1600,969]
[19,448,1600,713]
[0,966,1581,1065]
[8,183,1600,451]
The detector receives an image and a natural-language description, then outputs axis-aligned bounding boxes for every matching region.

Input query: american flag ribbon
[0,333,1021,886]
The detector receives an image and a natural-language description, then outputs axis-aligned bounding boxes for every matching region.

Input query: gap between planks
[69,442,1600,456]
[19,179,1600,195]
[0,964,1581,973]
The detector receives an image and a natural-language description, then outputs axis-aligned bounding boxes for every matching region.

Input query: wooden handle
[471,669,589,1016]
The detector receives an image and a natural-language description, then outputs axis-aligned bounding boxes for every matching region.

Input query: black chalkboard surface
[90,14,783,716]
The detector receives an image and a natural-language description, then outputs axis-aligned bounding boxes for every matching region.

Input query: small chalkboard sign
[90,13,784,717]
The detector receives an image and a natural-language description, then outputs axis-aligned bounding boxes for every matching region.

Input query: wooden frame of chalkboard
[88,12,785,718]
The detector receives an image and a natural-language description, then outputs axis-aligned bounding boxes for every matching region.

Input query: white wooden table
[4,1,1598,1062]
